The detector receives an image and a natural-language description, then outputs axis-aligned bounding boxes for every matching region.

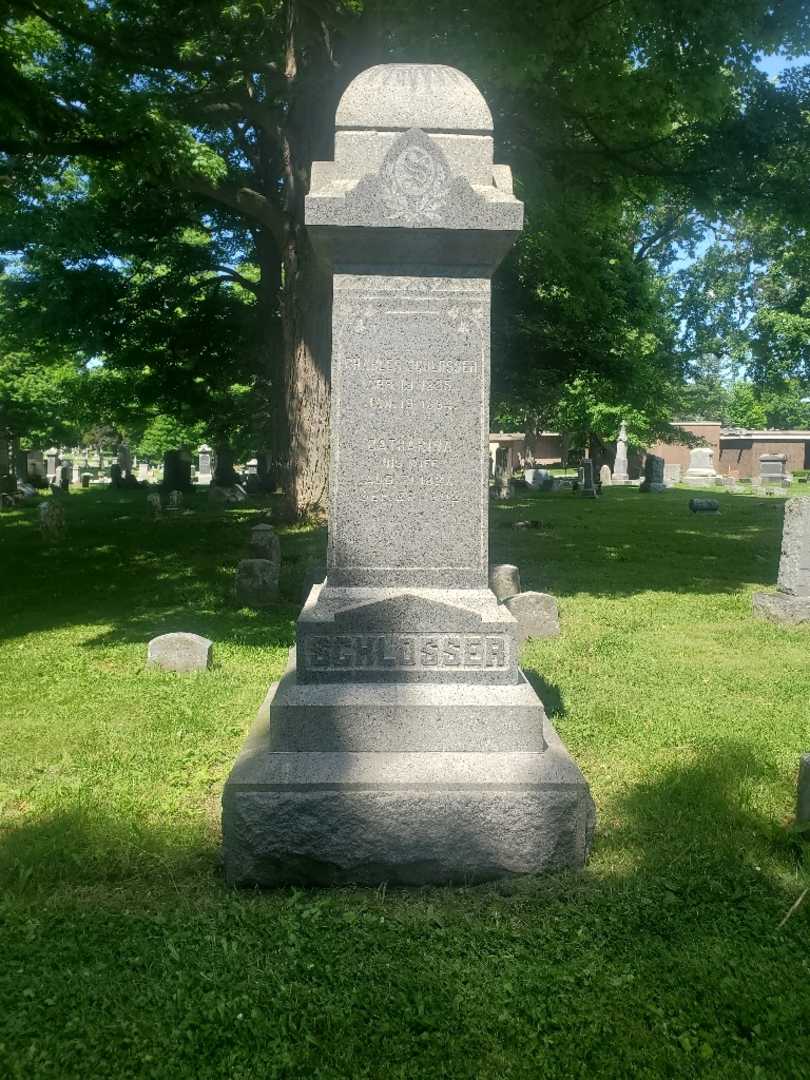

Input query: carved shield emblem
[380,128,450,225]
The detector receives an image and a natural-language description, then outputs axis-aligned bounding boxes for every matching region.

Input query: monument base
[752,591,810,624]
[222,668,595,886]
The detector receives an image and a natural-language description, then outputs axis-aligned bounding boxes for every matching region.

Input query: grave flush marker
[222,64,595,885]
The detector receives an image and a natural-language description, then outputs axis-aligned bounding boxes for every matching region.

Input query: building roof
[489,432,526,443]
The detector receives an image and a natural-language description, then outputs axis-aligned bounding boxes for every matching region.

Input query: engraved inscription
[306,634,508,671]
[330,276,490,577]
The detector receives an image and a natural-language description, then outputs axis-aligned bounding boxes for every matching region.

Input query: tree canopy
[2,1,810,498]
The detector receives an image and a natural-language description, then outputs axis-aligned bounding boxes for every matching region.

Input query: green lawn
[2,485,809,1079]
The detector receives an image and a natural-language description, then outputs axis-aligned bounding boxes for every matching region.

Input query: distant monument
[758,453,789,488]
[579,458,598,498]
[639,453,666,493]
[222,63,594,886]
[685,446,720,487]
[612,422,629,484]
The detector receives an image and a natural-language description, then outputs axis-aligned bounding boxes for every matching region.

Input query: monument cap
[336,64,493,134]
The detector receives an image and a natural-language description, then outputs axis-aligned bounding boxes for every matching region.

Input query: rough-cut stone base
[221,681,595,886]
[752,591,810,624]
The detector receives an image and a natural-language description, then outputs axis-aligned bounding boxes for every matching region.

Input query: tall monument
[613,421,629,484]
[222,64,594,885]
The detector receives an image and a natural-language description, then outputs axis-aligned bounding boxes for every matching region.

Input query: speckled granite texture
[221,62,594,884]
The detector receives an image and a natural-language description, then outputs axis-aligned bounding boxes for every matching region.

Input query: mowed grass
[2,484,810,1079]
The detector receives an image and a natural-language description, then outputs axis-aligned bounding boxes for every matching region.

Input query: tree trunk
[278,230,331,517]
[274,9,338,518]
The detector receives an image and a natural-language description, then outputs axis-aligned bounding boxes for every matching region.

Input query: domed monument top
[335,64,493,133]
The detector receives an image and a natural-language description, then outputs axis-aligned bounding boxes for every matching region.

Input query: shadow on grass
[0,735,799,899]
[2,745,808,1080]
[0,488,326,646]
[523,670,566,718]
[490,487,787,598]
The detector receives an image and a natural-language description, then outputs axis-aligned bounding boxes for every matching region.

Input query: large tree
[2,1,809,509]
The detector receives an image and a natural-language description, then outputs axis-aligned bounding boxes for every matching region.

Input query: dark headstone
[162,450,192,492]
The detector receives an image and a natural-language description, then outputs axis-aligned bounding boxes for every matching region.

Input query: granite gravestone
[45,448,59,481]
[599,464,612,487]
[117,442,132,481]
[162,450,192,492]
[664,463,682,485]
[759,453,789,488]
[579,459,597,498]
[753,498,810,623]
[639,453,666,493]
[197,445,213,486]
[147,632,213,673]
[685,447,720,487]
[613,422,629,484]
[222,63,595,886]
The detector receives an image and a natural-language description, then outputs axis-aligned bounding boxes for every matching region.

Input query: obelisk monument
[222,64,594,884]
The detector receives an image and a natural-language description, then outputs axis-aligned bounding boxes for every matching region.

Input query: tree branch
[185,176,287,246]
[212,265,260,295]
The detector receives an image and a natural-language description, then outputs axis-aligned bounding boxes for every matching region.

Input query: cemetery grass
[2,486,810,1080]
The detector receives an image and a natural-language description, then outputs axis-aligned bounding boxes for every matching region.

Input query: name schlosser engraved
[305,634,508,671]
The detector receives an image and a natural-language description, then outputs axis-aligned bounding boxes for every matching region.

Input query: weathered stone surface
[334,64,493,134]
[209,484,246,506]
[759,453,788,487]
[664,463,682,484]
[147,632,212,673]
[775,498,810,596]
[197,444,213,485]
[489,563,521,602]
[752,592,810,624]
[249,523,281,563]
[38,500,65,540]
[685,447,720,486]
[235,558,279,606]
[613,422,629,483]
[504,591,560,643]
[599,465,612,486]
[162,449,192,492]
[797,754,810,824]
[579,459,597,498]
[640,453,666,493]
[222,685,593,886]
[689,498,720,513]
[222,62,593,885]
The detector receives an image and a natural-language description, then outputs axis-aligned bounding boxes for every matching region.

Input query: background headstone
[489,563,521,602]
[197,445,213,486]
[759,453,789,488]
[45,448,59,480]
[689,498,720,513]
[504,591,560,643]
[39,500,65,541]
[753,498,810,623]
[235,558,279,606]
[147,632,213,673]
[579,458,597,498]
[599,464,612,487]
[162,450,192,492]
[685,447,720,487]
[249,523,281,564]
[639,453,666,493]
[117,442,132,480]
[613,421,629,483]
[664,463,682,485]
